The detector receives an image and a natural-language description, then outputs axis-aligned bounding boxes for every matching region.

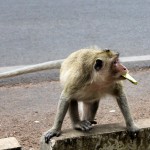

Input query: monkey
[44,48,139,144]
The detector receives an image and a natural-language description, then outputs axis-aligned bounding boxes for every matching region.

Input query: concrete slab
[0,137,21,150]
[40,119,150,150]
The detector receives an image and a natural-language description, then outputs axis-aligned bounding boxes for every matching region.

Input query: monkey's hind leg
[69,100,93,131]
[81,101,99,124]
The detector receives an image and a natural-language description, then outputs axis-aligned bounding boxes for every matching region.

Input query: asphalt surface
[0,0,150,67]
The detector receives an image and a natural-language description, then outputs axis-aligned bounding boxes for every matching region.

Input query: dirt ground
[0,68,150,149]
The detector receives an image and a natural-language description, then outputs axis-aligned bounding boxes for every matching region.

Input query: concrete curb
[40,119,150,150]
[0,56,149,86]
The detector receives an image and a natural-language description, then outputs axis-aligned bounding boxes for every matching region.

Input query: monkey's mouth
[120,75,126,80]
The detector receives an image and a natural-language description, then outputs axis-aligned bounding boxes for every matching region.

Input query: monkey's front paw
[74,120,93,131]
[44,129,61,144]
[127,125,139,140]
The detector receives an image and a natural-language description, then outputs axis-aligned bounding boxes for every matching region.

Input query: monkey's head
[93,49,128,82]
[60,49,128,88]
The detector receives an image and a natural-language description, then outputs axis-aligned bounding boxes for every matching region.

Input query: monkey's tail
[0,59,64,79]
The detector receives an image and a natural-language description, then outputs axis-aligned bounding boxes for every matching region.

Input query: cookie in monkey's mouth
[121,73,138,85]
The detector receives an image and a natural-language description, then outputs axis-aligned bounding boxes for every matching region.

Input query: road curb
[0,56,149,86]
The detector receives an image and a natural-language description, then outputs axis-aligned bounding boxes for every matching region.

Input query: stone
[0,137,21,150]
[40,119,150,150]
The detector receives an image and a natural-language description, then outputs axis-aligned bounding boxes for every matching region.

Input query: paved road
[0,0,150,67]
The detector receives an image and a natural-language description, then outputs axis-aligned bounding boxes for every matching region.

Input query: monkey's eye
[113,59,119,65]
[94,59,103,71]
[113,60,117,64]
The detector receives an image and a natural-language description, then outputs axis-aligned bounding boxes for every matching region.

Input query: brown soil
[0,69,150,149]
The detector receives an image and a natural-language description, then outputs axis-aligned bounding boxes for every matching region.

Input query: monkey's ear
[94,59,103,71]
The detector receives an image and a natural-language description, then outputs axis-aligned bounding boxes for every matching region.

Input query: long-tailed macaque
[44,48,139,144]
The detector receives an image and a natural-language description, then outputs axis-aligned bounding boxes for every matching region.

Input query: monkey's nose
[123,67,127,70]
[122,65,128,73]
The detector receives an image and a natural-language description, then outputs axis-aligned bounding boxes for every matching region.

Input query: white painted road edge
[120,55,150,62]
[0,55,150,71]
[0,55,149,74]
